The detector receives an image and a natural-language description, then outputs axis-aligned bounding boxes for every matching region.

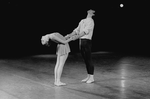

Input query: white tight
[54,54,68,83]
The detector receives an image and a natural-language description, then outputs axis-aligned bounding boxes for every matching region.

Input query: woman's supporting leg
[55,54,68,86]
[54,55,60,84]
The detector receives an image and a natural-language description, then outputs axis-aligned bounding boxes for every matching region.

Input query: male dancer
[65,9,95,83]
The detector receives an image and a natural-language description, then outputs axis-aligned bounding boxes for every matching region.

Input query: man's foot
[86,78,94,84]
[54,82,66,86]
[81,77,89,82]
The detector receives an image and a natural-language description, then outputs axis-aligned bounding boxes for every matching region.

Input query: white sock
[89,75,94,80]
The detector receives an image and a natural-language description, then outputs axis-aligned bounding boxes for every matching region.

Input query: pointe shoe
[81,77,89,82]
[54,82,66,86]
[86,79,94,84]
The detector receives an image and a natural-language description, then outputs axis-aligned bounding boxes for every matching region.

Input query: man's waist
[80,37,92,40]
[80,38,91,40]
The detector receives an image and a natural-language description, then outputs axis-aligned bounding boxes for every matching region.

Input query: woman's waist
[58,43,69,48]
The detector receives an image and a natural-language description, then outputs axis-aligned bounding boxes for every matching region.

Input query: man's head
[87,9,95,17]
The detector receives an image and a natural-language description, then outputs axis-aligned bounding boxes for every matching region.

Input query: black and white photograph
[0,0,150,99]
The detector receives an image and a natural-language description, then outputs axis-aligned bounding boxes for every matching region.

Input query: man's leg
[84,44,94,83]
[81,45,90,82]
[80,39,94,83]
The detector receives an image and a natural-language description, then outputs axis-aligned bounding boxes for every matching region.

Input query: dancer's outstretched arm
[71,31,86,40]
[65,31,77,40]
[65,30,86,41]
[47,34,73,44]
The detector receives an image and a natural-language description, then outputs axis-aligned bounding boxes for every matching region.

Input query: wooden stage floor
[0,53,150,99]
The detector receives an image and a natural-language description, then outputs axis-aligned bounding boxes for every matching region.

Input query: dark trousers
[80,39,94,75]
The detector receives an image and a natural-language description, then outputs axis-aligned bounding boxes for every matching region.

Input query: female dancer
[41,32,73,86]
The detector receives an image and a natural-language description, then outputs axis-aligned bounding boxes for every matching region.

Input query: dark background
[0,1,149,57]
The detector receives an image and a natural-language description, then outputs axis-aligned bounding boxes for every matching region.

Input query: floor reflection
[119,59,132,99]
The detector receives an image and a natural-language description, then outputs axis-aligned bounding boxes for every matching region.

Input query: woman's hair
[45,39,51,47]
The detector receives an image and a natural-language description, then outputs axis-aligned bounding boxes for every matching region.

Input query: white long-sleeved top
[74,17,94,40]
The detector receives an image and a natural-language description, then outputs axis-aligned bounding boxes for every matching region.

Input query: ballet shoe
[54,82,66,86]
[86,79,94,84]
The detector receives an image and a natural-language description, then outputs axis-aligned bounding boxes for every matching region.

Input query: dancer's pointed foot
[54,82,66,86]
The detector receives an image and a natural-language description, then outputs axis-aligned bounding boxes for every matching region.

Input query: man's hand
[65,31,77,40]
[65,34,70,40]
[71,34,78,40]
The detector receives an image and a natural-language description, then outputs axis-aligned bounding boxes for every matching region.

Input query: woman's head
[45,39,51,46]
[41,35,49,45]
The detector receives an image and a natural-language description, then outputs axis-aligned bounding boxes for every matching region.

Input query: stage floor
[0,53,150,99]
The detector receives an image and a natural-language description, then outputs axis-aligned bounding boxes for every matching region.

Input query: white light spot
[120,4,124,8]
